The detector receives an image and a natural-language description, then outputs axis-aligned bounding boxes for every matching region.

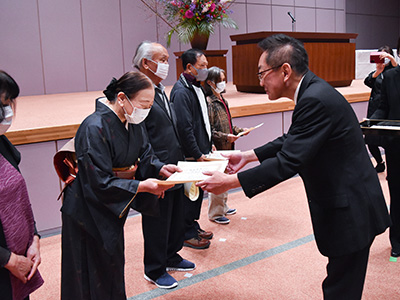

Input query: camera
[370,52,384,64]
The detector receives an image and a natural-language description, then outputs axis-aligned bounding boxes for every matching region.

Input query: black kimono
[61,98,163,300]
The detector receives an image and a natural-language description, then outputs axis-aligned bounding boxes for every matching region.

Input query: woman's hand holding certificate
[236,123,264,137]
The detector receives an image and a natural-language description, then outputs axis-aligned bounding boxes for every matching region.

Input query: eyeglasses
[257,64,283,81]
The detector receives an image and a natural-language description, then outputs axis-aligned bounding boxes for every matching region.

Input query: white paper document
[157,161,228,184]
[204,150,240,161]
[236,122,264,137]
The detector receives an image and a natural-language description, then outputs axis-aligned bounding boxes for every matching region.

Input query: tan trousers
[208,192,229,220]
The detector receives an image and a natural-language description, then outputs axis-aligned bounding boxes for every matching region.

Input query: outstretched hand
[226,152,247,174]
[196,171,241,195]
[227,134,240,143]
[159,164,182,178]
[138,178,175,198]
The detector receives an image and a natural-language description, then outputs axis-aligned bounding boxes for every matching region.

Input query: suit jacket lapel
[154,91,182,143]
[154,91,170,118]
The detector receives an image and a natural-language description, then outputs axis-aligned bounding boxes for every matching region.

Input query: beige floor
[30,168,399,300]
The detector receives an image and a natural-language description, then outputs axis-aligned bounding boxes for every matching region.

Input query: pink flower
[210,3,216,12]
[185,10,194,18]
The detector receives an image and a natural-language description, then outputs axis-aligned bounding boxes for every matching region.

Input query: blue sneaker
[144,272,178,289]
[166,259,196,271]
[213,216,230,224]
[226,208,237,215]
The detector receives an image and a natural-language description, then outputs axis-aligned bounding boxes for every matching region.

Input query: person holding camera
[371,37,400,258]
[364,46,397,172]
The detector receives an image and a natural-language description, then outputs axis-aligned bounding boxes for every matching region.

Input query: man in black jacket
[170,49,213,250]
[133,41,195,289]
[197,34,391,299]
[370,37,400,259]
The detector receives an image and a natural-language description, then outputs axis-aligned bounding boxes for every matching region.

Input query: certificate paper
[204,150,240,161]
[157,161,228,185]
[236,123,264,137]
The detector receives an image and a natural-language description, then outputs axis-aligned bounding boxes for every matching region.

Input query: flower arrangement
[144,0,238,47]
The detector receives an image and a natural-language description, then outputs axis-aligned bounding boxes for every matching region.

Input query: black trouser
[141,188,185,280]
[183,189,204,240]
[367,144,383,164]
[322,241,372,300]
[385,146,400,253]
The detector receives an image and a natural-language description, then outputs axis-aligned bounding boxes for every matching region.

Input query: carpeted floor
[31,171,399,299]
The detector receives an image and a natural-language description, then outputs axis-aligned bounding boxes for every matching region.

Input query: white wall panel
[17,141,62,233]
[0,1,44,96]
[81,0,125,91]
[38,0,86,94]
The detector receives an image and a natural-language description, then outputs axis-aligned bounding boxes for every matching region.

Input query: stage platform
[6,79,370,145]
[5,79,371,234]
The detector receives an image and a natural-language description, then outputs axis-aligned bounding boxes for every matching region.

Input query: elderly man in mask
[133,41,195,289]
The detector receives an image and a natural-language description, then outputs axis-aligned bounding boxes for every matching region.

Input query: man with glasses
[197,34,391,299]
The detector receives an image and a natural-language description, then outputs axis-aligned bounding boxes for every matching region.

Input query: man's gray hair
[132,41,154,69]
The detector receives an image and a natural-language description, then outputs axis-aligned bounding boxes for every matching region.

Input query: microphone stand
[287,12,296,32]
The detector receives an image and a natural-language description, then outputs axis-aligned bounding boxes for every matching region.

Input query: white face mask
[384,57,390,65]
[213,81,226,94]
[148,59,169,80]
[123,96,151,124]
[0,105,13,135]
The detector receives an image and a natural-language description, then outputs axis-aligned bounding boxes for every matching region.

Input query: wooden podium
[174,50,228,80]
[230,32,358,93]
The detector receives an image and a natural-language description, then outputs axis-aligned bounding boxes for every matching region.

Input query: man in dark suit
[371,37,400,258]
[197,34,391,299]
[170,49,213,249]
[133,41,195,289]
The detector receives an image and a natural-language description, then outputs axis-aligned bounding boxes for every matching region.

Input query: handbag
[53,138,138,200]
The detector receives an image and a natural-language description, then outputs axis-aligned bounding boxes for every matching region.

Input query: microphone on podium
[287,11,296,32]
[287,11,296,23]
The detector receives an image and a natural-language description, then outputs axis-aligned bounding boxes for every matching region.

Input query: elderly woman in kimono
[61,71,176,300]
[0,70,43,300]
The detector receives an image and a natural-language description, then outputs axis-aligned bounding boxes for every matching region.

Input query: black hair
[103,71,152,102]
[397,37,400,57]
[0,70,19,102]
[378,45,394,57]
[204,66,225,97]
[181,49,204,70]
[258,34,309,75]
[0,70,19,123]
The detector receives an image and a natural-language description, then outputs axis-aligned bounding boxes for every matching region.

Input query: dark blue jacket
[170,74,212,159]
